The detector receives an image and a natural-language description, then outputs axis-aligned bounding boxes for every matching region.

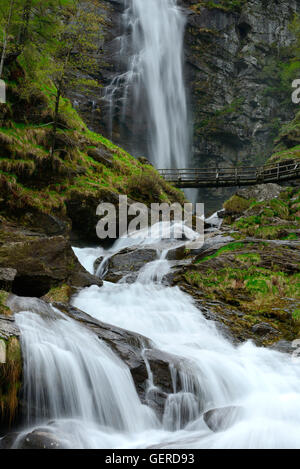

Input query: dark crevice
[12,276,52,298]
[237,22,252,40]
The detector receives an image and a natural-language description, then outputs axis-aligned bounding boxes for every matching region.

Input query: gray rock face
[0,314,20,341]
[184,0,299,168]
[0,268,17,291]
[236,183,285,202]
[87,146,114,168]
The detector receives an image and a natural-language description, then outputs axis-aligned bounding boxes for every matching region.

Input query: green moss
[223,195,253,214]
[191,0,247,14]
[184,265,300,312]
[235,253,261,264]
[0,291,11,316]
[197,242,246,263]
[43,284,72,304]
[293,309,300,320]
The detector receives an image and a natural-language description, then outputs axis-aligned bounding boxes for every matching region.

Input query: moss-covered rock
[172,239,300,346]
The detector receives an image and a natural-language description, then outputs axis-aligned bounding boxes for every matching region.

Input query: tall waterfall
[107,0,189,169]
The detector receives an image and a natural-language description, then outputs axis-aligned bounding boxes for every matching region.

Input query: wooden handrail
[157,158,300,188]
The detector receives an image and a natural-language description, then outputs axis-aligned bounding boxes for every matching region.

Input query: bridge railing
[158,158,300,185]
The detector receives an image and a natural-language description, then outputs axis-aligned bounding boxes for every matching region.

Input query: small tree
[48,0,103,157]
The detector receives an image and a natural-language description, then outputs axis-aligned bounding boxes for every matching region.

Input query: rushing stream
[6,223,300,449]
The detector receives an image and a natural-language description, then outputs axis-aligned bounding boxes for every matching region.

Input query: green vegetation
[43,284,72,304]
[185,266,300,307]
[197,242,246,263]
[0,336,22,426]
[0,290,11,315]
[269,111,300,163]
[0,1,184,223]
[222,189,300,240]
[190,0,247,13]
[223,195,253,215]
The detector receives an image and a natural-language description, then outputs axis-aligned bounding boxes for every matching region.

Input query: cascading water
[71,225,300,449]
[106,0,189,170]
[11,299,158,449]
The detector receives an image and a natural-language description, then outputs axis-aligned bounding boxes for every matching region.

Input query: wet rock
[102,247,157,282]
[217,209,226,219]
[18,430,66,449]
[66,189,150,243]
[165,244,187,261]
[270,340,295,354]
[0,432,19,449]
[252,322,279,337]
[94,256,105,274]
[203,406,243,432]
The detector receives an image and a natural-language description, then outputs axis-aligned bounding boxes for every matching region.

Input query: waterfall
[107,0,189,169]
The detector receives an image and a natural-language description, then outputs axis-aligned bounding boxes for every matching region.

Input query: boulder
[0,233,102,297]
[252,322,279,337]
[10,429,66,449]
[203,406,243,432]
[102,247,158,282]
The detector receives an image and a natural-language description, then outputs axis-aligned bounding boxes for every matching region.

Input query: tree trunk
[18,0,32,47]
[0,0,15,78]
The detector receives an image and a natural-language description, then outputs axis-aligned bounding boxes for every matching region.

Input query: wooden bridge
[158,159,300,188]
